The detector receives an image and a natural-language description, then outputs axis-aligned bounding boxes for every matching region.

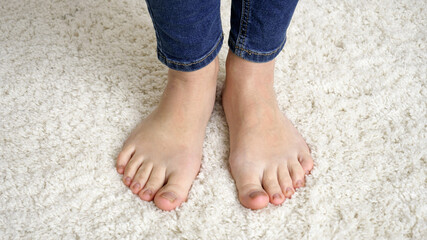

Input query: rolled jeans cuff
[228,36,287,63]
[156,33,224,72]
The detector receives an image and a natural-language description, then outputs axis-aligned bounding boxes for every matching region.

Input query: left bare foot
[116,58,219,211]
[222,51,314,210]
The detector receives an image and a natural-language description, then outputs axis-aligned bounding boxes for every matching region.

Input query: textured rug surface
[0,0,426,239]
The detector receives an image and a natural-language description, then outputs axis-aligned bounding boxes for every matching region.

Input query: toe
[288,158,306,189]
[299,153,314,175]
[278,163,295,198]
[130,161,153,194]
[154,169,197,211]
[116,145,135,174]
[233,166,269,210]
[122,154,143,186]
[262,167,285,205]
[138,167,166,201]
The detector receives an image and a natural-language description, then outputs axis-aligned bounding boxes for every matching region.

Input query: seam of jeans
[236,0,250,57]
[242,0,250,47]
[158,32,223,66]
[145,0,163,50]
[229,36,287,56]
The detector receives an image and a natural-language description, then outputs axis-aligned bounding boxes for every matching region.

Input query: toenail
[296,180,303,188]
[117,166,124,173]
[124,177,131,185]
[273,193,282,200]
[249,191,266,199]
[161,192,177,203]
[305,170,309,175]
[142,189,152,198]
[285,187,293,196]
[132,183,140,190]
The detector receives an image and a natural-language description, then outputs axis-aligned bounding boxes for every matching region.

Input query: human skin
[116,51,313,210]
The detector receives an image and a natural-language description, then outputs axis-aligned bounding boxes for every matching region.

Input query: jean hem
[157,33,224,72]
[227,36,287,63]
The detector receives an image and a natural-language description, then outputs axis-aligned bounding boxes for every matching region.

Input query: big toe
[233,168,269,210]
[154,169,197,211]
[240,186,269,210]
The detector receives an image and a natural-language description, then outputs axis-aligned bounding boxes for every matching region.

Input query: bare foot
[116,58,218,211]
[222,51,314,210]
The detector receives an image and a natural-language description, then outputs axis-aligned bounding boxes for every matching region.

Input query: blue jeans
[145,0,299,72]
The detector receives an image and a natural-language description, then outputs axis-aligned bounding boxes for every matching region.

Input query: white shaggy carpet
[1,0,426,239]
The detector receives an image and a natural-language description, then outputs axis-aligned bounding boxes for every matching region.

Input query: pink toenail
[249,191,266,199]
[285,187,293,196]
[117,166,124,173]
[161,192,177,203]
[133,183,140,190]
[273,193,281,200]
[142,189,152,198]
[124,177,131,185]
[305,170,309,175]
[296,180,303,188]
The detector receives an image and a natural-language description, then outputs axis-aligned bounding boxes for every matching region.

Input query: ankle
[168,57,219,87]
[222,51,280,122]
[225,50,275,87]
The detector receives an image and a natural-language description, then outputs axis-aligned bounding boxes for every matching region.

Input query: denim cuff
[227,36,287,63]
[156,33,224,72]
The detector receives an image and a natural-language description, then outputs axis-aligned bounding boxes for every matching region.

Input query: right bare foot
[222,51,314,210]
[116,58,218,211]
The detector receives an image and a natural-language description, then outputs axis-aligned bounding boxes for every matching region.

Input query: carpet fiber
[0,0,426,239]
